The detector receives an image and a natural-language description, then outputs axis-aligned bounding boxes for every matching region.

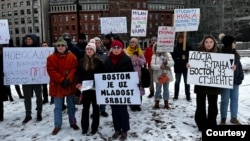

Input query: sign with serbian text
[174,8,200,32]
[0,19,10,44]
[130,10,148,37]
[3,47,54,85]
[94,72,140,105]
[100,17,127,34]
[187,51,234,89]
[156,26,175,52]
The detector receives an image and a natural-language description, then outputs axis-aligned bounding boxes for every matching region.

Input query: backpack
[141,66,150,88]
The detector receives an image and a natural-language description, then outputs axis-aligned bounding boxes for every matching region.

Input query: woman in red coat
[47,37,79,135]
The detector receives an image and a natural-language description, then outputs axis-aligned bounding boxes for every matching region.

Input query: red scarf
[109,51,125,65]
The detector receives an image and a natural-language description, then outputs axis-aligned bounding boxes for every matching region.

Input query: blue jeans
[154,82,169,100]
[174,72,190,97]
[220,84,239,119]
[54,95,76,128]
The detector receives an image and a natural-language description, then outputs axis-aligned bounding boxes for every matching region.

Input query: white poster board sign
[187,51,235,89]
[94,72,140,105]
[0,19,10,44]
[100,17,127,34]
[156,26,175,52]
[130,10,148,37]
[3,47,54,85]
[174,8,200,32]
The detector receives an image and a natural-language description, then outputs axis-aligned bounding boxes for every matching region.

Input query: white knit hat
[86,42,96,52]
[89,39,96,44]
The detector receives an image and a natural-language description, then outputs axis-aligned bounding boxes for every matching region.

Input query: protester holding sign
[21,34,43,124]
[219,34,244,125]
[47,38,79,135]
[125,37,146,111]
[171,34,193,101]
[144,36,157,98]
[104,40,134,140]
[190,35,221,131]
[75,42,105,135]
[150,43,174,109]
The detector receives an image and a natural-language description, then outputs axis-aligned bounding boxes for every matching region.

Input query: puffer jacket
[151,52,174,83]
[47,51,78,98]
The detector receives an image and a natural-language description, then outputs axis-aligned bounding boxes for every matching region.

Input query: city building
[0,0,50,46]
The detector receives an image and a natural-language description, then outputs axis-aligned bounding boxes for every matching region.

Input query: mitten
[61,79,70,88]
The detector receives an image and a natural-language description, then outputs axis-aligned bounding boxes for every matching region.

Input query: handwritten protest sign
[3,47,54,85]
[187,51,234,89]
[94,72,140,105]
[131,10,148,37]
[0,19,10,44]
[174,8,200,32]
[156,26,175,52]
[100,17,127,34]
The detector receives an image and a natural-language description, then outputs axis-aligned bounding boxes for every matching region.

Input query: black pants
[42,84,48,100]
[0,101,3,120]
[195,93,218,131]
[81,90,99,133]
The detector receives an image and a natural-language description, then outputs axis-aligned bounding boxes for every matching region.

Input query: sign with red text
[100,17,127,34]
[0,19,10,44]
[187,51,234,89]
[131,10,148,37]
[174,8,200,32]
[3,47,54,85]
[94,72,140,105]
[156,26,175,52]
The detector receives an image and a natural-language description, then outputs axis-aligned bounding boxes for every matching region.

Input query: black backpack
[141,66,150,88]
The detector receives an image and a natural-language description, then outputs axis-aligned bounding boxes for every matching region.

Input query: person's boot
[50,97,54,105]
[0,108,3,121]
[153,100,160,109]
[37,112,42,122]
[173,93,178,101]
[186,95,191,102]
[43,98,49,104]
[148,92,154,98]
[164,100,170,109]
[220,118,226,125]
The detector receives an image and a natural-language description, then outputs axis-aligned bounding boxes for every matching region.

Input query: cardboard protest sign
[174,8,200,32]
[94,72,140,105]
[3,47,54,85]
[187,51,234,89]
[156,26,175,52]
[100,17,127,34]
[130,10,148,37]
[0,19,10,44]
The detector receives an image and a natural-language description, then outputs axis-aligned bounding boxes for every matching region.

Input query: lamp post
[76,0,81,41]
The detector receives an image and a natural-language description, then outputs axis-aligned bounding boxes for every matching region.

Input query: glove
[61,79,70,88]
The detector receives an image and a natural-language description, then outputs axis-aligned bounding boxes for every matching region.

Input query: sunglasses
[112,46,121,50]
[56,44,65,47]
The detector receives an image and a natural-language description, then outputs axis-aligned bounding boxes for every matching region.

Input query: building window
[9,28,13,34]
[20,10,24,15]
[91,24,94,30]
[27,9,31,14]
[28,27,32,33]
[1,4,5,9]
[91,15,94,21]
[53,17,56,22]
[7,3,11,8]
[8,11,11,16]
[14,18,18,24]
[2,12,5,17]
[71,16,75,21]
[54,26,57,31]
[137,2,140,8]
[60,25,63,31]
[15,28,19,34]
[34,8,38,14]
[8,19,12,25]
[35,27,39,33]
[84,15,87,20]
[59,16,62,22]
[13,3,17,7]
[65,16,68,21]
[20,2,23,6]
[16,37,20,46]
[34,17,39,23]
[27,17,32,23]
[143,3,147,8]
[65,25,69,30]
[21,27,26,34]
[14,10,18,16]
[149,14,152,20]
[84,24,88,30]
[72,25,75,30]
[21,18,25,24]
[166,14,170,19]
[26,1,31,6]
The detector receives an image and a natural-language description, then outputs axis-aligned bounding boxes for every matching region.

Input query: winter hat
[111,40,123,48]
[62,33,71,39]
[79,33,86,39]
[89,39,96,44]
[93,37,101,42]
[151,36,157,41]
[55,38,68,47]
[86,42,96,52]
[219,33,235,47]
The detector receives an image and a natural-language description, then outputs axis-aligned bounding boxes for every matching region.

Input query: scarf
[126,46,143,57]
[109,51,125,65]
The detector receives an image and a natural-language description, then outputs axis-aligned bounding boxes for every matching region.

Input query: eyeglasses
[56,44,65,47]
[112,46,121,50]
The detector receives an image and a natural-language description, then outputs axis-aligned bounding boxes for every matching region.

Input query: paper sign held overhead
[130,10,148,37]
[0,19,10,44]
[100,17,127,34]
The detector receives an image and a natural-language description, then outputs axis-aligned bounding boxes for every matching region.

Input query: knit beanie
[89,39,96,44]
[55,38,68,47]
[111,40,123,48]
[219,33,235,47]
[94,37,101,42]
[86,42,96,52]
